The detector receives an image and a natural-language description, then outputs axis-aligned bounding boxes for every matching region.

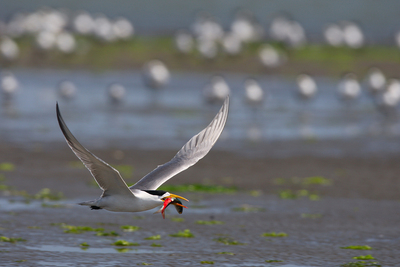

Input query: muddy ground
[0,141,399,266]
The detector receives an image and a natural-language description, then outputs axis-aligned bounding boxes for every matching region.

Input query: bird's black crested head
[142,190,167,197]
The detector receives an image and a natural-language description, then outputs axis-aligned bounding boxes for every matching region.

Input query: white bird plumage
[56,96,229,216]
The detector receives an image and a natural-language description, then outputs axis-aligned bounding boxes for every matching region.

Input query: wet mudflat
[1,142,400,266]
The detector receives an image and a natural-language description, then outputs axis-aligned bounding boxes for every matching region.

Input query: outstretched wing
[56,103,133,197]
[131,96,229,190]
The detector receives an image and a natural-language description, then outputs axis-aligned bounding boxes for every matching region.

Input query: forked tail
[78,200,102,210]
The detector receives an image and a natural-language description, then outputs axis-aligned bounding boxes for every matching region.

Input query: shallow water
[1,194,399,266]
[26,245,172,254]
[1,69,399,157]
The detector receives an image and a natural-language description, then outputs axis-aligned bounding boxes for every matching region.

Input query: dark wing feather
[56,103,133,196]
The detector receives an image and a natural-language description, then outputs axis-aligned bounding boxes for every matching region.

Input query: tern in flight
[56,97,229,218]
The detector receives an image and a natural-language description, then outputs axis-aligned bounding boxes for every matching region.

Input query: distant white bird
[192,14,224,42]
[341,21,364,49]
[73,11,95,35]
[259,44,286,68]
[230,10,262,43]
[174,30,194,54]
[203,76,230,104]
[375,79,400,116]
[112,17,134,40]
[58,80,77,101]
[197,36,218,59]
[222,33,242,55]
[296,74,318,100]
[142,60,170,90]
[93,14,115,42]
[244,78,264,106]
[0,37,19,60]
[56,96,229,218]
[107,83,126,104]
[365,68,386,94]
[269,15,292,42]
[324,23,344,47]
[269,15,306,48]
[338,73,361,102]
[285,21,306,48]
[1,72,19,100]
[56,32,76,53]
[36,30,56,50]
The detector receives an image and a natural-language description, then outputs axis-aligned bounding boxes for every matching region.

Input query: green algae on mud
[60,224,104,234]
[0,162,16,172]
[214,237,245,245]
[278,189,320,200]
[0,236,26,243]
[144,235,161,240]
[200,261,214,264]
[353,255,375,260]
[170,217,185,222]
[115,248,132,253]
[169,229,194,238]
[96,231,119,236]
[302,176,332,186]
[341,261,381,267]
[34,188,64,201]
[341,245,373,250]
[121,225,140,232]
[196,220,224,225]
[112,240,140,246]
[261,232,288,237]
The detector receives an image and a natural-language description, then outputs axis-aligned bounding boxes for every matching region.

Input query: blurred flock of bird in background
[1,6,400,146]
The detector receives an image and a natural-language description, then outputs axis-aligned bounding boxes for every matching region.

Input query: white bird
[324,23,344,47]
[58,80,77,101]
[56,31,76,54]
[244,78,264,106]
[375,79,400,117]
[222,33,242,55]
[203,76,230,104]
[338,73,361,102]
[112,17,134,40]
[56,97,229,218]
[142,60,170,90]
[296,74,317,100]
[341,21,364,49]
[365,67,386,94]
[107,83,126,104]
[1,72,19,100]
[174,29,194,54]
[0,37,19,60]
[73,11,95,35]
[259,44,286,68]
